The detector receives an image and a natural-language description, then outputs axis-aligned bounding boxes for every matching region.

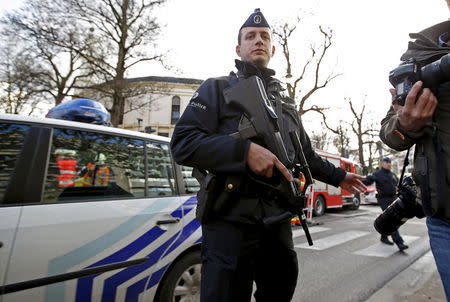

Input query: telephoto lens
[373,176,421,235]
[374,198,413,235]
[421,53,450,87]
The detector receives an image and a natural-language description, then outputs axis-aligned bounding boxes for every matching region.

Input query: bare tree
[2,0,95,105]
[310,127,330,150]
[316,111,351,158]
[0,45,47,115]
[61,0,167,126]
[272,17,341,116]
[347,97,379,173]
[332,124,351,158]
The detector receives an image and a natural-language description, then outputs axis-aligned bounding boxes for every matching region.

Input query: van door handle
[156,218,180,225]
[0,242,3,248]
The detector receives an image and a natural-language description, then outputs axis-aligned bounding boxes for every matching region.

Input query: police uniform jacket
[363,168,398,199]
[170,60,346,223]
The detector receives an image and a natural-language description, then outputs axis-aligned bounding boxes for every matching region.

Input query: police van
[0,106,202,301]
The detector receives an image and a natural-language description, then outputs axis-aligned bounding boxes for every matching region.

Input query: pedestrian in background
[364,157,409,251]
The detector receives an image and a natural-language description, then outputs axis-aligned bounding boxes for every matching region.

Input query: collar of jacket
[234,59,275,81]
[401,20,450,63]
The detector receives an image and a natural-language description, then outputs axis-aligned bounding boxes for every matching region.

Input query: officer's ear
[236,45,242,58]
[271,45,276,57]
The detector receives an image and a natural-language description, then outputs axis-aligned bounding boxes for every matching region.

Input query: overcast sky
[0,0,449,136]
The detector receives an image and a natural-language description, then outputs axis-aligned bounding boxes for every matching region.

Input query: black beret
[240,8,270,29]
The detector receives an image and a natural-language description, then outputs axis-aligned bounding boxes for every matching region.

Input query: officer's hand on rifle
[390,81,438,133]
[247,142,293,181]
[339,173,367,194]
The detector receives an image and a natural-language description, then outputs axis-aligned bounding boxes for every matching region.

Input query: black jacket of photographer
[380,20,450,223]
[170,59,346,223]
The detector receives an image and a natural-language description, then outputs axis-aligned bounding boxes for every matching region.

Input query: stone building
[82,76,203,137]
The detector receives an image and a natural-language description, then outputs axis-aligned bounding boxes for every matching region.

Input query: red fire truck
[308,150,363,216]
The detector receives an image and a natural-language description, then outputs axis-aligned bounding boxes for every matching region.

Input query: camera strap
[398,149,411,188]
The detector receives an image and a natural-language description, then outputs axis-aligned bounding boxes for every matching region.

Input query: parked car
[362,185,378,205]
[0,113,201,302]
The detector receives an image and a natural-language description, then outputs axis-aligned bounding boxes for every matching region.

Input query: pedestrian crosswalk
[354,235,420,257]
[293,225,424,258]
[292,226,330,239]
[295,230,370,250]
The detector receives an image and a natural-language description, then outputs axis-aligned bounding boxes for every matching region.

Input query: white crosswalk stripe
[360,206,383,214]
[353,235,421,258]
[292,226,330,238]
[295,230,370,250]
[327,213,369,218]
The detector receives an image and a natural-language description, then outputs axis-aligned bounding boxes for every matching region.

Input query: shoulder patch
[191,91,199,100]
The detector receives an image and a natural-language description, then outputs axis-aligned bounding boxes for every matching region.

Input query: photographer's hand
[392,81,437,132]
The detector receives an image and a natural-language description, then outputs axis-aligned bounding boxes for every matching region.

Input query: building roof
[125,76,203,85]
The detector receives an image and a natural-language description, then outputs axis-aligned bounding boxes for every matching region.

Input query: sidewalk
[365,250,446,302]
[397,271,446,302]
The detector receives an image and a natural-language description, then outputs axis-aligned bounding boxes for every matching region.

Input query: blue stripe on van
[162,218,200,257]
[75,197,196,302]
[46,197,193,302]
[117,218,201,301]
[100,216,200,302]
[75,225,166,302]
[124,264,169,302]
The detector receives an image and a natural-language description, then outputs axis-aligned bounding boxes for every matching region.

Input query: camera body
[374,176,425,235]
[389,53,450,105]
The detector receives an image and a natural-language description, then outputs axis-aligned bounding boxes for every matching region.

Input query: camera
[389,53,450,105]
[374,176,424,236]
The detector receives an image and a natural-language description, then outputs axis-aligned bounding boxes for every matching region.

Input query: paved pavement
[366,251,446,302]
[289,205,430,302]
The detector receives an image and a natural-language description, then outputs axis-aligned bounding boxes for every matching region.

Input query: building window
[171,96,181,124]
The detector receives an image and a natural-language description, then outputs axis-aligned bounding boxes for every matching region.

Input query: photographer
[380,4,450,299]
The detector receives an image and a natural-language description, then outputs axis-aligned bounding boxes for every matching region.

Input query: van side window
[181,166,200,194]
[146,141,176,197]
[43,128,145,202]
[0,123,30,202]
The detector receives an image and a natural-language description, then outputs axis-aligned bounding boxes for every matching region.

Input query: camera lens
[374,198,408,235]
[421,53,450,87]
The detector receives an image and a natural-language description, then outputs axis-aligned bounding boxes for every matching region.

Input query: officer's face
[236,27,275,67]
[382,161,392,170]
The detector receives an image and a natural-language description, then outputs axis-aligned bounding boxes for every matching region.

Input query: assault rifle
[223,75,314,246]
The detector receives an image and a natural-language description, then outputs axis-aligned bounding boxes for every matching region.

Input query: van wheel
[314,196,326,216]
[156,250,201,302]
[349,195,361,210]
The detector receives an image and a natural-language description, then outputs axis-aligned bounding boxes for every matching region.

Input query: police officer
[364,157,408,250]
[170,9,366,302]
[380,2,450,298]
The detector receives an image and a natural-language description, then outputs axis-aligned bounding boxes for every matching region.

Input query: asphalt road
[289,205,430,302]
